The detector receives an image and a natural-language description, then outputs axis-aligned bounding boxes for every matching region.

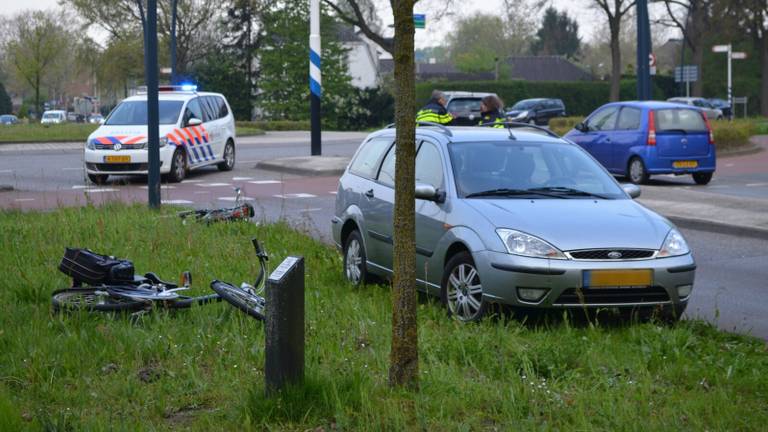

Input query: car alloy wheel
[443,252,487,322]
[343,230,367,285]
[218,140,235,171]
[168,149,186,182]
[628,157,648,184]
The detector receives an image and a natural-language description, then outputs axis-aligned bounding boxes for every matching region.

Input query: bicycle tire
[167,293,222,309]
[51,288,145,313]
[210,280,265,320]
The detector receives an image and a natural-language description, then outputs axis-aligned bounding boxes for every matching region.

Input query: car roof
[443,91,496,99]
[121,91,224,103]
[603,100,703,110]
[367,125,566,146]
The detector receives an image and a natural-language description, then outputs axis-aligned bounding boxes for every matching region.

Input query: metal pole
[171,0,178,84]
[636,0,651,100]
[145,0,161,208]
[727,44,732,115]
[309,0,322,156]
[686,79,690,98]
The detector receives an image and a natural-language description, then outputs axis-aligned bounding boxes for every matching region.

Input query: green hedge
[236,120,310,131]
[416,79,673,117]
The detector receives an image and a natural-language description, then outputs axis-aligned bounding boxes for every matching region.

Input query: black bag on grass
[58,248,135,285]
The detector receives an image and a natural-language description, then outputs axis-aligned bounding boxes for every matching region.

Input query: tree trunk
[762,33,768,116]
[388,0,418,390]
[609,21,621,102]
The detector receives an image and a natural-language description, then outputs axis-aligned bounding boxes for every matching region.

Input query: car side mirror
[622,183,641,199]
[575,122,589,132]
[415,183,444,203]
[187,117,202,127]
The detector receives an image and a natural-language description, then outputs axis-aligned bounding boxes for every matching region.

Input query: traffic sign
[712,44,729,53]
[649,53,656,75]
[674,65,698,82]
[731,52,747,60]
[414,14,425,29]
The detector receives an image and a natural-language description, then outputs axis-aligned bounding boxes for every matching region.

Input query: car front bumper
[84,147,173,175]
[474,250,695,308]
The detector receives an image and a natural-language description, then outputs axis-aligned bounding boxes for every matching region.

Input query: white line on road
[14,198,35,202]
[0,170,14,174]
[139,185,176,190]
[273,193,317,199]
[232,177,254,181]
[162,199,195,205]
[248,180,281,185]
[328,191,337,195]
[299,208,322,213]
[72,185,87,189]
[193,191,209,194]
[746,183,768,187]
[725,163,735,167]
[181,179,204,183]
[83,188,118,193]
[218,196,255,202]
[196,183,232,187]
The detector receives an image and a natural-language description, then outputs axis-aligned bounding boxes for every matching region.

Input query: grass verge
[0,124,263,143]
[1,204,767,430]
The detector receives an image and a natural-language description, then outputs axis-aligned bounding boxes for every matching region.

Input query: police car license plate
[104,155,131,163]
[582,269,653,288]
[673,160,698,169]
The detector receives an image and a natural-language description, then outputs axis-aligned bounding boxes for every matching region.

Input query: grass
[0,123,264,143]
[1,204,768,430]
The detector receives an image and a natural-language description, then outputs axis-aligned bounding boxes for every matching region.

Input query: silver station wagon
[331,124,696,322]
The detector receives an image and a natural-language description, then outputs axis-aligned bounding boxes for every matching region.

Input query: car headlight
[514,110,529,119]
[86,139,97,150]
[496,229,566,259]
[158,136,168,148]
[658,228,690,257]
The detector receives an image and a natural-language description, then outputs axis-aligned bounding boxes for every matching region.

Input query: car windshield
[655,108,707,132]
[105,100,184,125]
[42,113,60,119]
[510,100,540,110]
[448,141,627,199]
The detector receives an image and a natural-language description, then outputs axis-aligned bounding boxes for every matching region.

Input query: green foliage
[194,52,253,120]
[417,80,674,116]
[0,82,12,115]
[711,119,756,151]
[0,123,261,143]
[1,204,768,429]
[257,1,355,129]
[237,120,310,131]
[531,7,581,58]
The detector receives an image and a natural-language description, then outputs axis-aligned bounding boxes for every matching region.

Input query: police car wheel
[88,174,108,185]
[218,140,235,171]
[167,149,187,183]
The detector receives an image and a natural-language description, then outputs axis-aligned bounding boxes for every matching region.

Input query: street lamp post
[712,44,747,119]
[145,0,161,208]
[309,0,321,156]
[636,0,652,100]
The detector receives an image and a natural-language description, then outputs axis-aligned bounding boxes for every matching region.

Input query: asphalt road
[1,132,767,339]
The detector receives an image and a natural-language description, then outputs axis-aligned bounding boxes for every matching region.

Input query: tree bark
[388,0,418,390]
[609,20,621,101]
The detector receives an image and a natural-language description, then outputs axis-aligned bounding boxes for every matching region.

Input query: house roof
[506,56,593,81]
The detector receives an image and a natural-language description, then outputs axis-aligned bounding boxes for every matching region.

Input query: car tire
[167,148,187,183]
[217,139,235,171]
[660,303,687,323]
[343,230,368,286]
[87,174,108,185]
[692,172,713,185]
[628,157,649,184]
[441,251,489,322]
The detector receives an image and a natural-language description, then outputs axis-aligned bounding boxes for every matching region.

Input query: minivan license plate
[673,160,698,168]
[583,269,652,288]
[104,155,131,163]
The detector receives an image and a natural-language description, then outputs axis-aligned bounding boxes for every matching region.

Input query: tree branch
[322,0,393,54]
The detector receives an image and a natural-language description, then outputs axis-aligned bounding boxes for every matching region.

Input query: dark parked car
[0,114,19,125]
[565,101,716,185]
[506,98,566,126]
[443,91,499,126]
[708,98,732,118]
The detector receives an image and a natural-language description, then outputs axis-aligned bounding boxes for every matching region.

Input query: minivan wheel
[343,230,368,286]
[87,174,108,185]
[167,148,187,183]
[441,251,488,322]
[218,140,235,171]
[692,172,713,185]
[628,157,649,184]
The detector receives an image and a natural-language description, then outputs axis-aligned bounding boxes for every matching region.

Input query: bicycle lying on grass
[177,187,255,224]
[52,239,269,320]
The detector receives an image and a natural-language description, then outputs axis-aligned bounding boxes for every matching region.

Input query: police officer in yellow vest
[416,90,454,125]
[478,95,506,128]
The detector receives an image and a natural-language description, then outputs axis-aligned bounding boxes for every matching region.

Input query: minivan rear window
[655,109,707,131]
[447,98,481,113]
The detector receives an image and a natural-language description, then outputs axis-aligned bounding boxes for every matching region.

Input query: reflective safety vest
[416,100,453,124]
[478,111,505,128]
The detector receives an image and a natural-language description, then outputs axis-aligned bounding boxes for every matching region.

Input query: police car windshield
[105,100,184,125]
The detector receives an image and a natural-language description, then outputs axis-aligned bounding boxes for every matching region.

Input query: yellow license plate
[583,269,653,288]
[673,160,698,168]
[104,155,131,163]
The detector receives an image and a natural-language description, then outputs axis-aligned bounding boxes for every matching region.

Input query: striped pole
[309,0,321,156]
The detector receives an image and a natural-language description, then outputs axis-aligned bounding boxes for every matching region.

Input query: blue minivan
[564,101,716,185]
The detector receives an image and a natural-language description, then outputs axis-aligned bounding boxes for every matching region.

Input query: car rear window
[655,109,707,131]
[105,100,184,125]
[447,98,481,113]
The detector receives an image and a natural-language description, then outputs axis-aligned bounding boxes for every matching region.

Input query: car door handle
[605,138,611,143]
[364,189,374,198]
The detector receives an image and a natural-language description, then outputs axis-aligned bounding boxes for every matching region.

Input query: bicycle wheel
[210,280,265,320]
[51,288,145,313]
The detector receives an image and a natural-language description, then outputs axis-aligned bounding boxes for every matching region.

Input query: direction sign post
[674,65,698,97]
[712,44,746,117]
[414,14,425,29]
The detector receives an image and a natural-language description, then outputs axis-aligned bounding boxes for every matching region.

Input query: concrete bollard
[265,256,305,396]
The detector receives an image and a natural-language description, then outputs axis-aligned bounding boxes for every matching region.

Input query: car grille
[94,143,145,150]
[553,286,670,306]
[566,249,656,260]
[87,163,148,172]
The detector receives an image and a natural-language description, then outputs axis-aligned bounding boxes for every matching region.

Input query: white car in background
[84,85,237,185]
[41,110,67,125]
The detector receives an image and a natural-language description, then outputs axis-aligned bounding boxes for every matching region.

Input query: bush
[711,119,755,151]
[236,120,310,131]
[549,116,584,136]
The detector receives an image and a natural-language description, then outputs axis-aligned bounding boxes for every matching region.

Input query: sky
[1,0,678,49]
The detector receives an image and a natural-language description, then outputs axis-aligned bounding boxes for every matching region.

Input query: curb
[668,215,768,240]
[255,158,349,177]
[0,184,13,192]
[718,143,763,158]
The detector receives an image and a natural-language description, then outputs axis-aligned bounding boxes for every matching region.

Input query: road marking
[232,177,254,181]
[196,183,232,187]
[299,208,322,213]
[83,188,118,193]
[725,163,735,167]
[0,170,14,174]
[273,193,316,199]
[72,185,88,189]
[329,191,337,195]
[162,199,195,205]
[746,183,768,187]
[14,198,34,202]
[707,185,729,189]
[181,179,203,183]
[248,180,281,185]
[139,185,176,190]
[62,167,82,171]
[193,191,209,194]
[218,196,255,202]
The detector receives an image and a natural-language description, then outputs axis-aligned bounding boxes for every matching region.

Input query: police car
[84,85,236,184]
